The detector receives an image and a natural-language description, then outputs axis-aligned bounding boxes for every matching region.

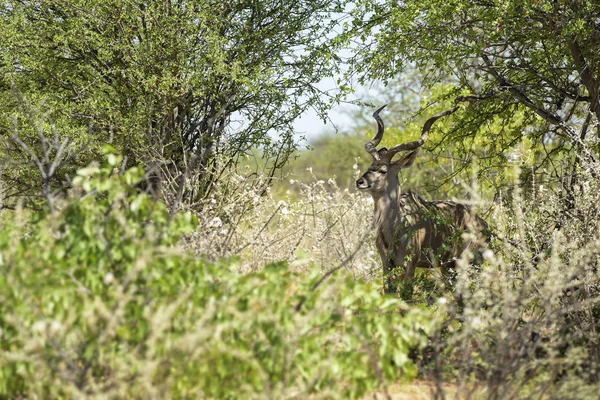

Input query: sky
[289,77,378,145]
[291,102,357,143]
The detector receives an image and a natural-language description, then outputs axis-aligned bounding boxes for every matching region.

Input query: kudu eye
[378,167,388,174]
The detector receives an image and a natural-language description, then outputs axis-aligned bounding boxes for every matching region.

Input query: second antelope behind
[356,105,489,299]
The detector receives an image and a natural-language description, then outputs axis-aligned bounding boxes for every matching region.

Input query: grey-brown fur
[356,105,488,297]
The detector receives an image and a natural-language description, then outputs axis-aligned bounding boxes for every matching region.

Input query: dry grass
[183,170,381,278]
[370,380,488,400]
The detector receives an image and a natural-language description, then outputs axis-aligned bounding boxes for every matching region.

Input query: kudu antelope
[356,105,488,298]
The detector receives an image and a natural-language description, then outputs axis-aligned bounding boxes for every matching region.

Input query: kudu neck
[371,177,401,222]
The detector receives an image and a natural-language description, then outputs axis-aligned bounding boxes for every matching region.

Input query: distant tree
[279,132,366,192]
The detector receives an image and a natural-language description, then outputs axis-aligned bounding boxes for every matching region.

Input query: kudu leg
[391,249,416,300]
[401,262,416,301]
[382,258,397,294]
[382,257,416,300]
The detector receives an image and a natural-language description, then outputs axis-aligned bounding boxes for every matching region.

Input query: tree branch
[568,39,600,121]
[482,56,563,125]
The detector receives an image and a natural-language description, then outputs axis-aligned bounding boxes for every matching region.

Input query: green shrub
[0,157,431,399]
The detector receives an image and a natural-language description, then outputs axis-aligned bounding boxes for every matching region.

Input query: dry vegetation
[174,149,600,399]
[2,113,600,399]
[3,0,600,398]
[182,166,378,276]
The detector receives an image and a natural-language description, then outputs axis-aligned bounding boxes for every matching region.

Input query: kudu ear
[393,150,419,169]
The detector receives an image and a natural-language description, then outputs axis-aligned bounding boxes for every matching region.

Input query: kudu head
[355,105,425,195]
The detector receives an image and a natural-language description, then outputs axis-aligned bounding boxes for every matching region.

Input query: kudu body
[356,105,488,296]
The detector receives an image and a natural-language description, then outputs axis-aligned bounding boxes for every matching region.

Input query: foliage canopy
[346,0,600,195]
[0,0,349,207]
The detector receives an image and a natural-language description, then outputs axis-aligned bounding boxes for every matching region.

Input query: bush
[183,149,600,399]
[0,157,431,399]
[427,159,600,399]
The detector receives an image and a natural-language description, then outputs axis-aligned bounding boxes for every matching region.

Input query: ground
[370,380,484,399]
